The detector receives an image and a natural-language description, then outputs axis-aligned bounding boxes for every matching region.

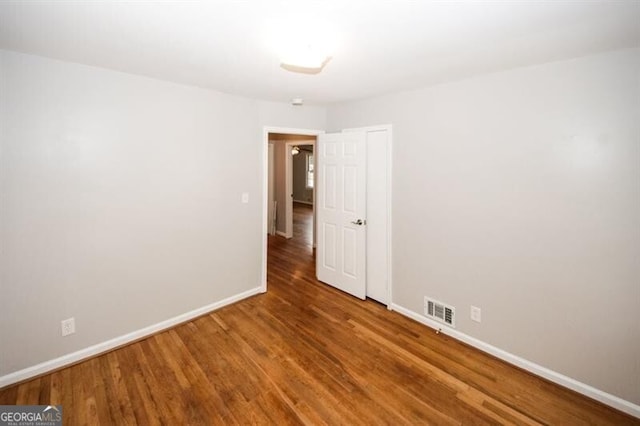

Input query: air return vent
[424,297,456,328]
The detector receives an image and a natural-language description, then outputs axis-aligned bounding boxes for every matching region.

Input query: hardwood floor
[1,203,637,424]
[292,202,313,247]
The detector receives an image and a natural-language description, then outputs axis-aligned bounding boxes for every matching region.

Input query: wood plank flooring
[1,204,638,425]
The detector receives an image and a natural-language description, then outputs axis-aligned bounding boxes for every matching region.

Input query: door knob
[351,219,366,225]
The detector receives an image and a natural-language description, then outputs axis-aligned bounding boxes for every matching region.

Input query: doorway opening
[267,134,316,241]
[261,127,324,293]
[290,142,315,245]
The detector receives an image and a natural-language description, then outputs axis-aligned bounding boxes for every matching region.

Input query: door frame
[283,140,296,239]
[262,126,324,293]
[261,124,392,308]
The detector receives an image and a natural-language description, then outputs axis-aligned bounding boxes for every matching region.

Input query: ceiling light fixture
[281,44,332,74]
[268,18,335,75]
[291,146,300,155]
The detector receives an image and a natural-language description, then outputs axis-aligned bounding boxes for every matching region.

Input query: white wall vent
[424,297,456,328]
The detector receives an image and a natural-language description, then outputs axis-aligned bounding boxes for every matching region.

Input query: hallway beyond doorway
[293,202,313,248]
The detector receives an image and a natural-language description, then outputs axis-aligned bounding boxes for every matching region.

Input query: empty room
[0,1,639,424]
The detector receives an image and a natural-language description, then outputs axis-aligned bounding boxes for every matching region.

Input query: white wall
[327,48,640,406]
[0,50,325,380]
[258,100,326,131]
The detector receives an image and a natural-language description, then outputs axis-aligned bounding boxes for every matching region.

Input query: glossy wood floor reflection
[1,205,637,425]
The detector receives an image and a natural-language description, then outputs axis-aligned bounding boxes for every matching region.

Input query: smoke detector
[291,98,304,106]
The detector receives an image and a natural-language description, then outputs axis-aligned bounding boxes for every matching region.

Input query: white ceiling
[1,1,638,104]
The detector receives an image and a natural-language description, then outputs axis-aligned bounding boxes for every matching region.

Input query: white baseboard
[0,286,262,389]
[389,303,640,419]
[293,200,313,205]
[275,230,288,238]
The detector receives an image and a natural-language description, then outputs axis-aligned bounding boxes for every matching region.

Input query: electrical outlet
[61,317,76,336]
[470,306,482,323]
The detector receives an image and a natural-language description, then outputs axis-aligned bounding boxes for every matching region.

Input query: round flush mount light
[291,98,304,106]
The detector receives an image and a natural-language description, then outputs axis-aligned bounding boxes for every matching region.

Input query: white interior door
[344,126,391,305]
[316,132,367,299]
